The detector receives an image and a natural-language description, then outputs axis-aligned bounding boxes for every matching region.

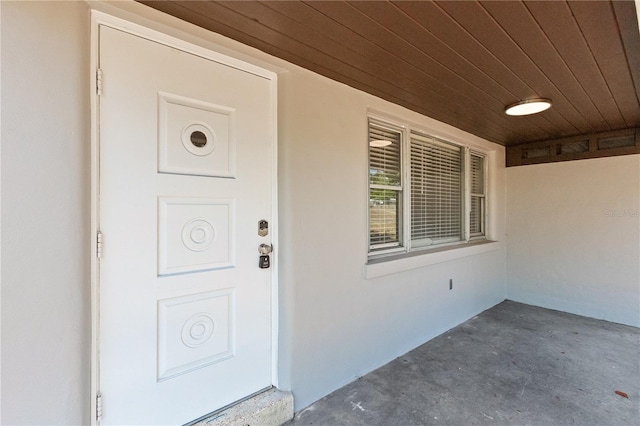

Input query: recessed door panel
[157,289,235,381]
[158,197,235,275]
[158,92,236,177]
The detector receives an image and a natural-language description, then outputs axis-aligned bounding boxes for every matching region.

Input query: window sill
[365,240,502,279]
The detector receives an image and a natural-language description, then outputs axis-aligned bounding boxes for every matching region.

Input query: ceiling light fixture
[505,98,552,116]
[369,139,392,147]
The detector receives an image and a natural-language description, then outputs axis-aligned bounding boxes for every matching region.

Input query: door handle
[258,244,273,269]
[258,243,273,255]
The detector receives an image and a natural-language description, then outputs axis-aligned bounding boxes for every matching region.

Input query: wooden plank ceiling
[139,0,640,147]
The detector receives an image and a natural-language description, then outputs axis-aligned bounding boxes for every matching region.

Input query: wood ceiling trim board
[263,1,397,70]
[394,1,532,100]
[569,1,640,128]
[143,1,367,85]
[347,1,551,138]
[271,1,510,114]
[384,2,518,104]
[481,1,611,133]
[438,0,591,135]
[227,1,523,137]
[138,1,402,109]
[177,1,444,113]
[155,1,509,143]
[300,0,541,142]
[611,1,640,123]
[392,0,559,143]
[346,1,511,105]
[300,1,507,115]
[189,1,514,142]
[223,1,440,98]
[524,1,627,131]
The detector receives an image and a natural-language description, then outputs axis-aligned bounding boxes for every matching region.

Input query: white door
[98,26,275,425]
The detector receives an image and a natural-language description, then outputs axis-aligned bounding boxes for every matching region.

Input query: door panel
[99,26,274,425]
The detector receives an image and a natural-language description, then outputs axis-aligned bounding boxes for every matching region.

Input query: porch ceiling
[139,1,640,147]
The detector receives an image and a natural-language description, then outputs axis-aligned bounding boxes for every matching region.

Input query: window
[368,117,488,257]
[368,120,403,250]
[410,132,463,248]
[469,152,486,238]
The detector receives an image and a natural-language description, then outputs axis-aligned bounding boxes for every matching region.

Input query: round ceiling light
[505,98,552,116]
[369,139,393,147]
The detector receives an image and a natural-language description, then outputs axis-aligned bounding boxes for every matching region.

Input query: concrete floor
[285,300,640,426]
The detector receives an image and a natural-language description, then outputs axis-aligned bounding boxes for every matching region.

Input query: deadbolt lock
[258,220,269,237]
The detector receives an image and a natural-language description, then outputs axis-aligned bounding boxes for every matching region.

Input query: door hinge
[96,231,103,258]
[96,393,103,421]
[96,69,103,96]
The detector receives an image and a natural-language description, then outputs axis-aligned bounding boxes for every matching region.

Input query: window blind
[410,133,463,246]
[368,117,489,257]
[369,125,401,187]
[369,122,402,249]
[470,196,482,235]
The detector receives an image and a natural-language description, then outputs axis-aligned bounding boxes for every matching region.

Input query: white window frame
[409,132,465,250]
[368,116,489,260]
[467,150,487,240]
[367,117,407,256]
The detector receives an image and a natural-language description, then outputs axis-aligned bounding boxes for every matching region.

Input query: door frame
[89,10,279,425]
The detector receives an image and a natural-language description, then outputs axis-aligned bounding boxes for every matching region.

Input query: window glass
[369,125,401,186]
[410,133,463,247]
[369,121,403,250]
[470,153,486,237]
[368,117,488,257]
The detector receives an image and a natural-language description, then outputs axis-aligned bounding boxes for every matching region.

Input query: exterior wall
[0,2,91,424]
[506,155,640,327]
[277,69,507,409]
[0,1,507,422]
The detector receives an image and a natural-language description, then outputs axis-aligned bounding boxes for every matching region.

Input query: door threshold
[186,387,294,426]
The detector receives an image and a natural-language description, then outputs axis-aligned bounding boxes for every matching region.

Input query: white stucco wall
[506,156,640,327]
[277,69,507,409]
[1,2,91,424]
[1,1,507,422]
